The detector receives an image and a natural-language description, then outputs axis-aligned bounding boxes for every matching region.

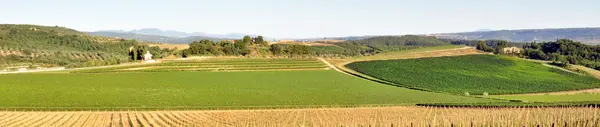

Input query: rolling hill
[0,24,163,68]
[433,28,600,44]
[346,55,600,95]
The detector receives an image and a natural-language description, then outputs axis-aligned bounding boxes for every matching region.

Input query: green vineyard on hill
[346,55,600,95]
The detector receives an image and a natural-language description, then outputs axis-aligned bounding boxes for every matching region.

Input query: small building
[503,47,522,54]
[17,68,28,72]
[143,51,153,60]
[143,51,157,63]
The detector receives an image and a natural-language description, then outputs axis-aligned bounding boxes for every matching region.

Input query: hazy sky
[1,0,599,38]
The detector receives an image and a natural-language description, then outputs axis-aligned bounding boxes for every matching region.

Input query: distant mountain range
[88,28,258,44]
[87,31,225,44]
[95,28,253,38]
[89,27,600,45]
[432,28,600,44]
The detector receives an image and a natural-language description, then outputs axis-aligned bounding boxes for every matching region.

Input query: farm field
[345,54,600,95]
[327,45,474,66]
[71,58,329,73]
[325,45,481,87]
[352,45,471,61]
[0,58,497,110]
[0,106,597,126]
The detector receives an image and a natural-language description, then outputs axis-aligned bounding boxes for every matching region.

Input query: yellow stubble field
[0,106,597,127]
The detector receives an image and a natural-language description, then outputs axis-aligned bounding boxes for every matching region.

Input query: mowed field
[72,58,330,73]
[0,106,597,127]
[345,54,600,95]
[0,58,496,110]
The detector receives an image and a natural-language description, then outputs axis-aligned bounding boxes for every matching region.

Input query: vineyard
[345,54,600,95]
[0,106,597,126]
[72,58,330,73]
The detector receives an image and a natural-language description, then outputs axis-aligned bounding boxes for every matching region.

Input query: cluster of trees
[181,35,267,57]
[180,35,453,57]
[449,39,525,55]
[521,39,600,70]
[461,38,600,71]
[181,35,315,57]
[270,44,312,56]
[129,45,173,61]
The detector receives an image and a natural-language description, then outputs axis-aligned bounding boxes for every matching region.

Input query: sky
[1,0,599,38]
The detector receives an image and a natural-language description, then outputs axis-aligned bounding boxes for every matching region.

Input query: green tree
[256,36,265,45]
[219,41,237,55]
[130,47,138,61]
[476,41,488,51]
[270,44,284,55]
[239,48,251,56]
[494,41,509,54]
[242,36,253,45]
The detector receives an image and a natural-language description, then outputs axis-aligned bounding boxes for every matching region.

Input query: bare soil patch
[274,41,338,46]
[149,44,190,50]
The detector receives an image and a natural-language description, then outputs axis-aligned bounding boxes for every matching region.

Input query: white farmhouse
[143,51,158,63]
[144,51,153,60]
[503,47,522,54]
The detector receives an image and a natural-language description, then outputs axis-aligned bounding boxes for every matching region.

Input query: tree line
[521,39,600,70]
[455,38,600,71]
[180,35,459,57]
[180,35,313,57]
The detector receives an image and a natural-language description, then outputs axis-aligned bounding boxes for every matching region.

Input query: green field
[0,58,497,110]
[72,58,328,73]
[345,55,600,95]
[491,93,600,102]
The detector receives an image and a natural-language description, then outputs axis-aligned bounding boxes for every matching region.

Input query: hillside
[433,28,600,44]
[346,55,600,95]
[0,24,165,68]
[333,35,451,56]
